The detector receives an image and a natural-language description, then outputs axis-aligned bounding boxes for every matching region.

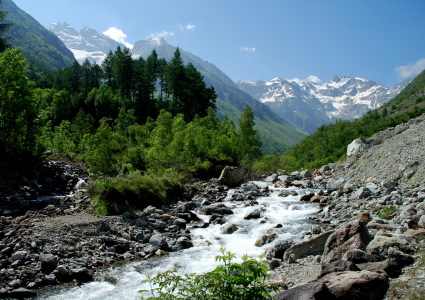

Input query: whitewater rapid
[41,183,319,300]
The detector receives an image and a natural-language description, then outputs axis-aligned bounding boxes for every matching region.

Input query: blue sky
[13,0,425,87]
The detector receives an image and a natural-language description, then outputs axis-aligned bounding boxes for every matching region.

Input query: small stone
[221,224,238,234]
[356,212,372,224]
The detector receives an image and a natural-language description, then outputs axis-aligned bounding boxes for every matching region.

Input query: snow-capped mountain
[237,76,409,133]
[48,23,125,64]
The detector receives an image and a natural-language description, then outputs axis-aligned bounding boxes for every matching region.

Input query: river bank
[0,161,424,299]
[2,114,425,299]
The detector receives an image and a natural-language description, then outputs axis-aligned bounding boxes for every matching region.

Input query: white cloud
[306,75,322,83]
[240,46,256,53]
[180,23,196,31]
[149,30,175,39]
[395,58,425,79]
[289,75,321,83]
[103,27,133,49]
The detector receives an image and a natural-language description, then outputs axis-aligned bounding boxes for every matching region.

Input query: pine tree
[165,48,185,115]
[237,105,262,166]
[0,0,11,52]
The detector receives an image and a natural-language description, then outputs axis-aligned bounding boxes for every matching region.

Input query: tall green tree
[113,47,133,100]
[165,48,185,114]
[237,105,262,166]
[0,0,11,52]
[0,48,36,157]
[183,63,216,121]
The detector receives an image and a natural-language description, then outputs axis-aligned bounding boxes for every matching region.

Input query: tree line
[0,47,262,179]
[38,47,217,125]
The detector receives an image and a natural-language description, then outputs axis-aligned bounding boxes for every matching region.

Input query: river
[40,182,319,300]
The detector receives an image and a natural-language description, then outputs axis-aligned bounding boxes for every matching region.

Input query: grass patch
[376,206,396,219]
[91,170,183,215]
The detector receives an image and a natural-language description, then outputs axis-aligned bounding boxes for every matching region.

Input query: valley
[0,0,425,299]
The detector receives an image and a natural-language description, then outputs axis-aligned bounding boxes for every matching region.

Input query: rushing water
[41,183,319,300]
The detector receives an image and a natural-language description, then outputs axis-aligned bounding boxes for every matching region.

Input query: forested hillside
[0,0,75,77]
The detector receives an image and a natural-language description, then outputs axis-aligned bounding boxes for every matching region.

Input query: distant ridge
[238,76,410,133]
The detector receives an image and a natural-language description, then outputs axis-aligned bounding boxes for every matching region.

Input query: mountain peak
[48,23,125,64]
[330,75,341,83]
[148,37,166,46]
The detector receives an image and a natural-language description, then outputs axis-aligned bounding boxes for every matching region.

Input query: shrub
[91,171,183,215]
[139,248,278,299]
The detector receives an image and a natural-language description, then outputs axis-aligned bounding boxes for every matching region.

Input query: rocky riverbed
[1,114,425,299]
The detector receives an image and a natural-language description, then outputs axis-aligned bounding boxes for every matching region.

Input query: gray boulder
[357,258,405,278]
[10,251,28,262]
[318,260,361,278]
[300,169,313,178]
[322,220,371,264]
[254,233,276,247]
[244,208,262,220]
[366,233,412,256]
[266,240,292,259]
[351,186,372,199]
[221,224,238,234]
[284,230,334,262]
[274,282,336,300]
[199,204,233,215]
[326,178,345,191]
[176,201,196,213]
[218,166,247,187]
[40,254,58,274]
[149,234,168,250]
[264,174,278,183]
[175,237,193,250]
[347,137,370,156]
[318,270,389,300]
[342,249,382,264]
[69,267,93,282]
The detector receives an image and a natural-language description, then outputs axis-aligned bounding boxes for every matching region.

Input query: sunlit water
[40,183,319,300]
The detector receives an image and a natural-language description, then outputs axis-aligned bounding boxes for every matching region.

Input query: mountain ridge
[48,22,125,64]
[237,76,409,133]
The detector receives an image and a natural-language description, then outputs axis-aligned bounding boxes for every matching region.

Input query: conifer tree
[165,48,185,114]
[237,105,262,165]
[0,0,11,52]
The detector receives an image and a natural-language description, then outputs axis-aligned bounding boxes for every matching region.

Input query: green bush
[91,170,183,215]
[139,249,278,300]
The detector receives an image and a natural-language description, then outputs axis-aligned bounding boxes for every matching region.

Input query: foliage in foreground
[139,249,278,300]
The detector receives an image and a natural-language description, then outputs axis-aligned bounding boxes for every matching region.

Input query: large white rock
[347,138,370,157]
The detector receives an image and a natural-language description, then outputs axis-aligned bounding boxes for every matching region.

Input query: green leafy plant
[139,248,278,300]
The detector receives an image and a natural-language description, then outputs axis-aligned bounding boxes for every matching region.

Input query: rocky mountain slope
[0,0,75,75]
[237,76,409,133]
[48,22,125,64]
[335,113,425,184]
